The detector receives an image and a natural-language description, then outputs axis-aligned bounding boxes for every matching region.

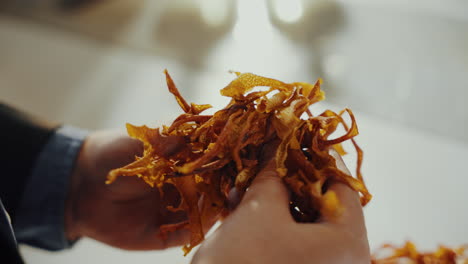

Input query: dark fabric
[0,103,57,262]
[0,199,23,264]
[0,103,57,221]
[15,126,87,250]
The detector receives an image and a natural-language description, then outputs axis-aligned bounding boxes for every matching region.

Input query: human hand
[64,131,212,250]
[191,150,370,264]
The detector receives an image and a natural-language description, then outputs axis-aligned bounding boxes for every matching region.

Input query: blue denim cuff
[14,126,88,251]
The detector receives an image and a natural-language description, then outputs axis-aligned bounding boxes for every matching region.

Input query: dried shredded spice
[106,70,372,254]
[372,242,468,264]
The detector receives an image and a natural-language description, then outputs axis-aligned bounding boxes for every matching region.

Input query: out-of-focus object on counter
[153,0,236,67]
[266,0,344,43]
[265,0,345,100]
[0,0,237,68]
[0,0,145,41]
[0,0,105,10]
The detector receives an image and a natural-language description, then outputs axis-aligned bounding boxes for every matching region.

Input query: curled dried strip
[372,242,468,264]
[106,70,371,254]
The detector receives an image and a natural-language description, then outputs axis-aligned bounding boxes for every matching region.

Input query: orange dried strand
[164,69,191,113]
[372,242,468,264]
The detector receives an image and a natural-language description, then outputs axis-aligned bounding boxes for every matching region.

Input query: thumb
[238,160,291,220]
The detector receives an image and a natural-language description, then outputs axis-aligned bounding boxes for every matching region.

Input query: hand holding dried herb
[106,70,371,254]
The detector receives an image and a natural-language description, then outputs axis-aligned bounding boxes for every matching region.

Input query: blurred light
[271,0,304,23]
[200,0,230,27]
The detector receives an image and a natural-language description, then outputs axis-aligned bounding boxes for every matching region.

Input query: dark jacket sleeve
[0,103,58,221]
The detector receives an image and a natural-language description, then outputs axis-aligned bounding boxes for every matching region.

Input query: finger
[159,228,192,249]
[240,159,292,220]
[323,150,366,235]
[107,175,154,197]
[134,212,218,251]
[120,225,192,250]
[227,140,281,210]
[151,210,218,250]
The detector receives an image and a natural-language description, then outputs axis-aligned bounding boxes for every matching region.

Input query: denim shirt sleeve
[13,126,88,251]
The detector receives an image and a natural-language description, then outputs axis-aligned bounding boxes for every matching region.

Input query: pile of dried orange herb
[372,242,467,264]
[106,70,372,254]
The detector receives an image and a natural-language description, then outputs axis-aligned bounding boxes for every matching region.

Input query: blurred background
[0,0,467,263]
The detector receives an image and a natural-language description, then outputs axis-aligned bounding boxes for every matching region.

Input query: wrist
[64,137,88,241]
